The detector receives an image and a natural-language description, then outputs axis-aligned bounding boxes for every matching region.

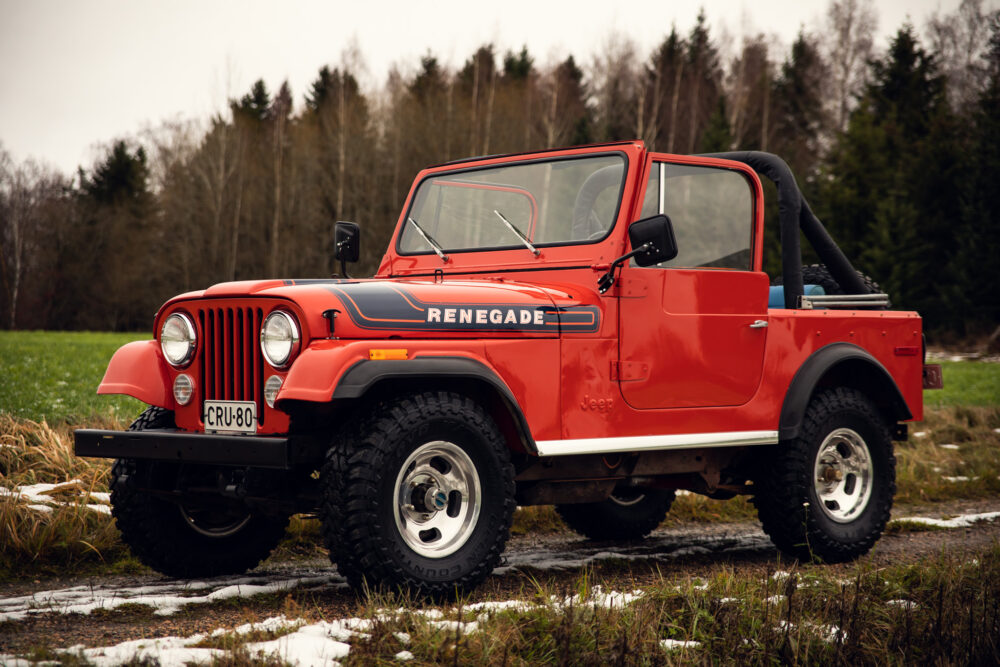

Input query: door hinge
[611,360,649,381]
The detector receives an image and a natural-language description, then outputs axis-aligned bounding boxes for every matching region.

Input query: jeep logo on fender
[326,283,599,333]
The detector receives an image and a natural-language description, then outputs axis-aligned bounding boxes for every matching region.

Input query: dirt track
[2,498,999,656]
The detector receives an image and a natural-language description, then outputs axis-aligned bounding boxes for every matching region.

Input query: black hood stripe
[324,283,599,333]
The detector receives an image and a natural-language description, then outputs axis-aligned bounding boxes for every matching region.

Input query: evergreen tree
[772,31,829,180]
[957,13,1000,335]
[821,26,962,333]
[234,80,271,121]
[698,97,732,152]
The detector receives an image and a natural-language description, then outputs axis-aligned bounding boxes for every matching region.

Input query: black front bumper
[74,429,307,469]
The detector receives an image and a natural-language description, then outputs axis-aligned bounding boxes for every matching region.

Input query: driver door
[618,157,769,409]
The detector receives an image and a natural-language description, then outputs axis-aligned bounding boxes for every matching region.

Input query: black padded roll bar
[700,151,869,308]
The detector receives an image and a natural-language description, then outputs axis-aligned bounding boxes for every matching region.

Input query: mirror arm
[598,242,653,294]
[337,241,351,279]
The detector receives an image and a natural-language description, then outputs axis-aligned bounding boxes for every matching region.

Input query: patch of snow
[674,489,692,496]
[230,615,302,636]
[0,480,112,515]
[393,632,411,644]
[660,639,701,650]
[62,635,222,667]
[771,570,792,581]
[938,444,960,450]
[775,620,845,643]
[993,428,1000,434]
[0,571,346,623]
[395,650,415,661]
[886,599,919,610]
[717,597,740,604]
[941,476,979,483]
[912,431,928,438]
[765,595,785,604]
[244,629,351,665]
[891,511,1000,529]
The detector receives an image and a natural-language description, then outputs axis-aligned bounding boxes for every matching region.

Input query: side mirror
[628,214,678,267]
[598,214,679,294]
[334,221,360,278]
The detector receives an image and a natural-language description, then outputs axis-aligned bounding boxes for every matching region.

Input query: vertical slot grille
[197,306,265,424]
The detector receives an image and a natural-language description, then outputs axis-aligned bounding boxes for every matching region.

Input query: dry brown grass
[895,405,1000,504]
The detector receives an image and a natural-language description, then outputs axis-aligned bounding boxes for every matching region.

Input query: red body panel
[98,141,925,444]
[98,340,174,410]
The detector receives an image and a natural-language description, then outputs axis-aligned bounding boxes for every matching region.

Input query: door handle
[749,320,768,329]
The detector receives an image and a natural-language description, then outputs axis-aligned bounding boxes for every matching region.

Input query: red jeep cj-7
[76,141,941,596]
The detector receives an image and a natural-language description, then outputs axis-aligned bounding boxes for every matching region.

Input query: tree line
[1,0,997,340]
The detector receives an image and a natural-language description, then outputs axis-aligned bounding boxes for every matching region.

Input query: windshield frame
[395,151,630,258]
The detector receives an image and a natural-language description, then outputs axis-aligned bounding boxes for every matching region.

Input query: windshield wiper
[406,216,449,263]
[493,210,539,257]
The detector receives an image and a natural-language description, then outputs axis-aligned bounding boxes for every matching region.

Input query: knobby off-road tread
[776,264,890,308]
[753,388,896,563]
[556,490,675,541]
[319,414,365,583]
[110,407,289,578]
[324,391,516,598]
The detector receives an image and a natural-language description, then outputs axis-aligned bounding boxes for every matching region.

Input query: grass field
[926,361,1000,407]
[0,331,148,424]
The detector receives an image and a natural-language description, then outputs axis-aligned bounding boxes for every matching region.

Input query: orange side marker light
[369,349,408,361]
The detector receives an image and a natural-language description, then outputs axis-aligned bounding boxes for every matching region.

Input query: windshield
[399,154,626,255]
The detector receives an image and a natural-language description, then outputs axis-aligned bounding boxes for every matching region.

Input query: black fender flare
[779,343,912,441]
[332,356,538,455]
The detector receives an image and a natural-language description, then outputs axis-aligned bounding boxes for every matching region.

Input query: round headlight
[260,311,300,368]
[161,313,196,367]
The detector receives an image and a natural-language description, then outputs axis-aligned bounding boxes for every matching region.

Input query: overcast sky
[0,0,971,175]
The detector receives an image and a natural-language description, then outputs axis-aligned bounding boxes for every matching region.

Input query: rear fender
[779,342,912,440]
[97,340,174,410]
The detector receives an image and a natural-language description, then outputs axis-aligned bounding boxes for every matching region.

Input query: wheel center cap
[424,487,447,511]
[822,466,843,483]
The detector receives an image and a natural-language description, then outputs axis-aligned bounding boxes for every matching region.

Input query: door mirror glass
[334,221,360,263]
[628,214,678,267]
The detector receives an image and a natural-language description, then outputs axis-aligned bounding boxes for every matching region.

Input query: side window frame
[638,158,759,272]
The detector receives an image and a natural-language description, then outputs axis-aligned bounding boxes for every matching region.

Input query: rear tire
[110,407,289,578]
[556,486,674,540]
[753,388,895,563]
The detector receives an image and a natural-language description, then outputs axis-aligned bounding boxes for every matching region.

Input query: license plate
[203,400,257,434]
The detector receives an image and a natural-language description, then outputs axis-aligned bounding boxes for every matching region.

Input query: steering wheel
[571,165,624,240]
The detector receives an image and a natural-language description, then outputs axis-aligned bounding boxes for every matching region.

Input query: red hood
[159,278,602,340]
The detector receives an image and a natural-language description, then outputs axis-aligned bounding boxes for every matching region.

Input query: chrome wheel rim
[609,488,646,507]
[393,440,481,558]
[179,506,251,538]
[813,428,873,523]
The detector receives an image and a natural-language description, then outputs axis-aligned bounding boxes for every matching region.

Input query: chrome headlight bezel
[160,312,197,367]
[260,310,300,369]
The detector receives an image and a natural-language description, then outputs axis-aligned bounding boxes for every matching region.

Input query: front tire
[753,388,895,563]
[110,407,289,578]
[322,392,515,598]
[556,486,675,540]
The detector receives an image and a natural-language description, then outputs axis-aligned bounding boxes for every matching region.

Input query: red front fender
[97,340,174,410]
